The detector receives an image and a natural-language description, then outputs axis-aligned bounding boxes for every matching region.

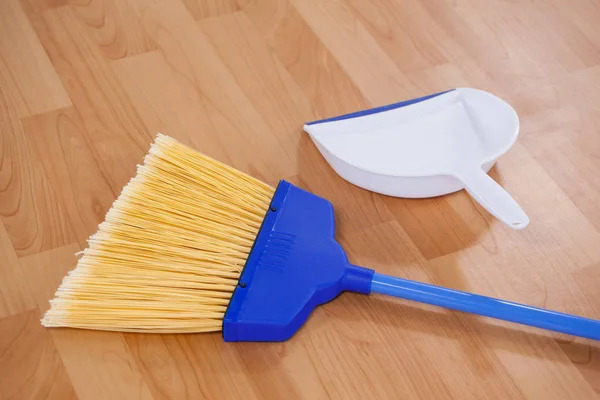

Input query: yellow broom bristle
[41,133,275,333]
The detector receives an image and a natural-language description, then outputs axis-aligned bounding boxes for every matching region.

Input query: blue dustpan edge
[305,89,455,126]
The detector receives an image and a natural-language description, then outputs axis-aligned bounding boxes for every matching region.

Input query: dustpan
[303,88,529,230]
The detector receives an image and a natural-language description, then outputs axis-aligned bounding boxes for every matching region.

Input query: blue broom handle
[370,273,600,341]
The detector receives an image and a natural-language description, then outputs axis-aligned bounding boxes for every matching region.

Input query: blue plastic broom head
[223,180,374,342]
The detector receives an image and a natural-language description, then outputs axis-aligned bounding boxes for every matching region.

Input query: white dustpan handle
[454,167,529,230]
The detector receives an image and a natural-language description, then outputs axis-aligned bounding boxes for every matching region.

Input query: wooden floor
[1,0,600,398]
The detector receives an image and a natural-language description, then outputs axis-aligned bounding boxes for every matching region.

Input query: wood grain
[182,0,239,20]
[241,1,372,126]
[198,12,312,154]
[0,0,71,116]
[0,75,75,256]
[19,0,67,16]
[1,0,600,398]
[29,5,152,192]
[0,222,37,318]
[113,1,296,182]
[290,0,422,106]
[68,0,157,60]
[21,107,118,247]
[0,309,77,400]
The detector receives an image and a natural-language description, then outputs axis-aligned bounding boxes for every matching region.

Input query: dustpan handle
[370,273,600,341]
[454,166,529,230]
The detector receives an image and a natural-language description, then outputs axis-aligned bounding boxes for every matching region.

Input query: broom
[42,134,600,341]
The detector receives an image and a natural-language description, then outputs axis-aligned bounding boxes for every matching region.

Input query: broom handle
[370,273,600,341]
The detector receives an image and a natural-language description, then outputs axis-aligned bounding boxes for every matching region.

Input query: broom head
[42,134,373,341]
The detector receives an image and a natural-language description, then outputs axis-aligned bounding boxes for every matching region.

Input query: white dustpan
[303,88,529,230]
